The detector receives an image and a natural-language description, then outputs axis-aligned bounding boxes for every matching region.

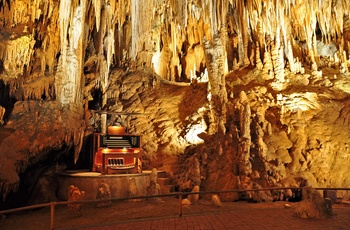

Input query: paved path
[77,204,350,230]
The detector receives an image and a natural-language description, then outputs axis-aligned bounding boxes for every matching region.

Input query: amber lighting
[101,148,112,153]
[108,125,126,135]
[101,148,134,153]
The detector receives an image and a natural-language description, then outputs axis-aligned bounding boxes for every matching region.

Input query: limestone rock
[128,178,140,198]
[294,187,334,219]
[149,168,158,183]
[96,182,112,208]
[211,194,223,207]
[67,185,85,217]
[188,185,200,204]
[182,198,191,205]
[146,180,161,202]
[251,183,272,202]
[2,0,350,209]
[147,169,162,202]
[0,106,5,125]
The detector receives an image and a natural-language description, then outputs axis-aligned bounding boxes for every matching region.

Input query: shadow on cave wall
[0,80,16,124]
[0,138,93,210]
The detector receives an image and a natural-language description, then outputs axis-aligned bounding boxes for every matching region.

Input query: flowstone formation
[0,0,350,207]
[176,69,350,201]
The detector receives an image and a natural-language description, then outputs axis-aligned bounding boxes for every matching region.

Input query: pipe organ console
[92,125,142,174]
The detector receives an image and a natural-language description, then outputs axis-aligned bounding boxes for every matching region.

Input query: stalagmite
[262,49,274,80]
[255,43,263,70]
[238,99,252,176]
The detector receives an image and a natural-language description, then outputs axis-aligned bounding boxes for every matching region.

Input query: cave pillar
[237,93,252,176]
[288,110,308,172]
[203,34,228,135]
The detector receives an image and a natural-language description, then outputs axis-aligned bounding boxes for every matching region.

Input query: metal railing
[0,187,349,230]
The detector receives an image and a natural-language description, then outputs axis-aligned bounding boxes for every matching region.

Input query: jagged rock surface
[0,0,350,207]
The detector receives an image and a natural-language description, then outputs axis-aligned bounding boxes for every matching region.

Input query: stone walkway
[73,204,350,230]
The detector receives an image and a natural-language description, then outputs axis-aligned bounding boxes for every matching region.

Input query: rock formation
[0,1,350,208]
[294,186,334,219]
[96,182,112,208]
[146,168,161,202]
[67,185,85,217]
[211,194,223,207]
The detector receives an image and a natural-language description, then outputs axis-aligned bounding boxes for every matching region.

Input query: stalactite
[242,6,250,66]
[171,0,187,28]
[2,0,350,203]
[270,41,285,90]
[73,129,85,164]
[3,35,35,78]
[92,0,102,31]
[56,0,86,105]
[233,1,244,67]
[130,0,153,62]
[209,0,218,36]
[130,0,138,61]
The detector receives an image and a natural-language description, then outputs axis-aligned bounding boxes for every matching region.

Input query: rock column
[203,34,228,135]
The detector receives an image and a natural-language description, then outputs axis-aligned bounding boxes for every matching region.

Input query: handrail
[0,187,349,230]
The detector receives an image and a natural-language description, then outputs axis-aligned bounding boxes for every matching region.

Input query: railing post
[50,202,55,230]
[179,193,183,217]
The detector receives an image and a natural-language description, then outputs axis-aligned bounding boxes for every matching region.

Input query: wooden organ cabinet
[92,125,142,174]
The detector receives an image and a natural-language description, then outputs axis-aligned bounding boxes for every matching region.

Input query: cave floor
[0,198,349,230]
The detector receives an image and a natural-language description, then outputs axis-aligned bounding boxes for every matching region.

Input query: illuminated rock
[211,194,223,207]
[0,0,350,208]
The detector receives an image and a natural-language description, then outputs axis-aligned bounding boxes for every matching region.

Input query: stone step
[157,177,171,186]
[142,170,168,177]
[341,200,350,205]
[143,170,175,194]
[157,170,168,178]
[160,184,176,195]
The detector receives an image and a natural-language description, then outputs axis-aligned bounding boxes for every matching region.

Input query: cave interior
[0,0,350,209]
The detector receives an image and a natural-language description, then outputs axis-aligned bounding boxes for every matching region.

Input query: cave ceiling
[0,0,350,203]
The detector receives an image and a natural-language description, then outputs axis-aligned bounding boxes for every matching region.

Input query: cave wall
[0,0,350,204]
